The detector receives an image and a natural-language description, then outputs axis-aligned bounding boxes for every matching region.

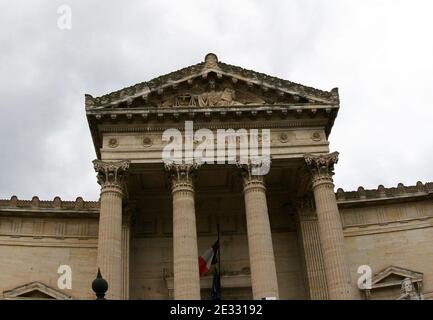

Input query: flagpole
[209,223,222,300]
[217,223,222,300]
[217,223,221,276]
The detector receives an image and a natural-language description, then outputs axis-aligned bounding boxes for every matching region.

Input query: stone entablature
[336,181,433,204]
[85,54,339,158]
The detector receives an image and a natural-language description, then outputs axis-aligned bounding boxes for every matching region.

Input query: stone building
[0,54,431,300]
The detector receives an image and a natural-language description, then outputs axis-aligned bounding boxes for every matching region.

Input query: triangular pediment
[86,53,339,110]
[370,266,423,289]
[3,281,72,300]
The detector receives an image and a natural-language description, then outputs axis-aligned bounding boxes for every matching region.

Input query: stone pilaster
[93,159,130,300]
[165,162,201,300]
[237,161,279,300]
[304,152,354,300]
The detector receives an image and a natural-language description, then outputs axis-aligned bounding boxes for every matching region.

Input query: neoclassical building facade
[0,54,431,300]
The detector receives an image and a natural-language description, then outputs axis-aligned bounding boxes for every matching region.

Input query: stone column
[304,152,354,300]
[93,159,130,300]
[296,198,329,300]
[238,162,279,300]
[165,162,201,300]
[121,209,132,300]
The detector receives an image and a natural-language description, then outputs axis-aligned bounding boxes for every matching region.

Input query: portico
[86,53,353,300]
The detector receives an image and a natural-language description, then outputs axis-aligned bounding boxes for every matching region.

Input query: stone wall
[0,197,99,300]
[338,182,433,299]
[130,192,306,299]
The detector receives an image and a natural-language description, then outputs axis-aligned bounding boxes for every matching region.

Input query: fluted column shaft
[297,198,328,300]
[166,162,201,300]
[93,160,130,300]
[121,211,131,300]
[305,152,354,300]
[239,163,279,300]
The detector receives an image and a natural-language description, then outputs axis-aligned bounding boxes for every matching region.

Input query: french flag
[198,240,219,277]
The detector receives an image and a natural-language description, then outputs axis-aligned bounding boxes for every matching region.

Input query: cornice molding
[97,118,329,134]
[336,181,433,207]
[0,196,100,210]
[3,281,73,300]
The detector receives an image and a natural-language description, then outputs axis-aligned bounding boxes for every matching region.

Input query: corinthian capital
[164,161,201,187]
[93,159,130,188]
[236,159,271,190]
[236,158,271,180]
[304,152,339,178]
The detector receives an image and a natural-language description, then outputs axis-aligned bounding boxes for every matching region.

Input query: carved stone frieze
[159,85,267,108]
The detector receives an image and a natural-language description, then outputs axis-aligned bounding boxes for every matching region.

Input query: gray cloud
[0,0,432,200]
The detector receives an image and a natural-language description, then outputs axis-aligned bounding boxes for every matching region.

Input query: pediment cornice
[360,266,424,300]
[371,266,423,288]
[85,53,339,110]
[3,281,73,300]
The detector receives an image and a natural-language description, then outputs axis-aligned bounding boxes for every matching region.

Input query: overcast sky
[0,0,432,201]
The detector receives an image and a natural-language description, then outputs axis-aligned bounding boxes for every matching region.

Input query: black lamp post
[92,268,108,300]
